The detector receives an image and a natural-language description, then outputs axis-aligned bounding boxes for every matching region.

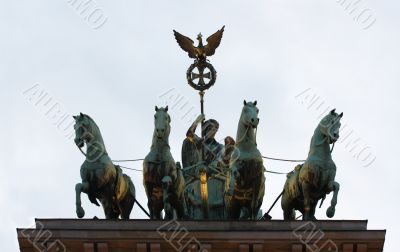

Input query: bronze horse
[143,106,185,219]
[281,109,343,220]
[74,113,136,219]
[226,101,265,220]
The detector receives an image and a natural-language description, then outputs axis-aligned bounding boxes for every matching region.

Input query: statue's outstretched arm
[186,114,205,138]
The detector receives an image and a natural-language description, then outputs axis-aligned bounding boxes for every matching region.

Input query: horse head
[154,106,171,141]
[73,112,95,148]
[241,100,260,129]
[319,109,343,144]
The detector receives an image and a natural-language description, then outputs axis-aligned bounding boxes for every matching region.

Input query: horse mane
[80,114,104,143]
[82,113,95,124]
[81,114,99,131]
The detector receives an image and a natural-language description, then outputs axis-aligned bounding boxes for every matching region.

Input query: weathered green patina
[281,109,343,221]
[74,113,136,219]
[143,106,185,219]
[182,114,228,220]
[226,100,266,220]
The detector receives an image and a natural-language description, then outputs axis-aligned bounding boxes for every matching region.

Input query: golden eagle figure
[173,26,225,61]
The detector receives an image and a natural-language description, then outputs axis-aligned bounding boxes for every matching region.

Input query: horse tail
[124,174,136,200]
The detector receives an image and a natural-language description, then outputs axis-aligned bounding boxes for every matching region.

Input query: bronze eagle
[173,25,225,61]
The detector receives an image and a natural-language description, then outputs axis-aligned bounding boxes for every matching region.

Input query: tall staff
[173,26,224,158]
[173,25,225,219]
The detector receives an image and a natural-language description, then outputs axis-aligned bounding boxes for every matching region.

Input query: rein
[236,126,250,144]
[75,129,337,175]
[77,145,87,157]
[255,126,258,145]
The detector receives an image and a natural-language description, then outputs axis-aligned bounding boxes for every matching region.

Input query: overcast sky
[1,0,399,251]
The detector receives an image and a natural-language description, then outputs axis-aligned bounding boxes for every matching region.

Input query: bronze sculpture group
[72,26,345,221]
[73,107,343,221]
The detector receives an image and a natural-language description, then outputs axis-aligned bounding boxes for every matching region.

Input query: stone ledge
[17,219,386,252]
[33,218,369,231]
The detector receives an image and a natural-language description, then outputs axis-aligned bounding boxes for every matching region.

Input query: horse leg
[163,201,173,220]
[148,198,154,219]
[107,208,120,219]
[240,206,250,220]
[301,181,313,221]
[309,200,318,221]
[326,181,340,218]
[155,201,163,219]
[174,196,185,219]
[75,182,89,218]
[162,183,173,220]
[281,193,295,221]
[283,208,295,221]
[229,198,241,220]
[120,193,135,220]
[250,174,264,220]
[250,185,257,220]
[149,195,163,220]
[104,205,119,219]
[227,164,239,197]
[145,182,154,219]
[120,178,136,220]
[250,194,258,220]
[102,188,121,219]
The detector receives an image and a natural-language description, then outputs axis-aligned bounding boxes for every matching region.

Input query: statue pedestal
[17,219,385,252]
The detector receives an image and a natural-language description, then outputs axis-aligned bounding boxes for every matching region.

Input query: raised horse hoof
[76,206,85,218]
[326,206,335,218]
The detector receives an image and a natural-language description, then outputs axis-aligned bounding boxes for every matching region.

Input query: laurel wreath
[186,61,217,91]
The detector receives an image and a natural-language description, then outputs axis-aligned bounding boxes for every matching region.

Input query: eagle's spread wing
[204,25,225,56]
[173,30,197,59]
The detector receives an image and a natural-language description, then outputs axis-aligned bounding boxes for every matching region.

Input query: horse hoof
[303,215,317,221]
[326,206,335,218]
[76,206,85,218]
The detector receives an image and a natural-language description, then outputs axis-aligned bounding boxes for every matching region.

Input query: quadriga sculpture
[143,106,185,219]
[281,109,343,221]
[226,100,265,220]
[74,113,136,219]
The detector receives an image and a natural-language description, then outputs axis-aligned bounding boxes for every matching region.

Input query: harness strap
[77,146,87,157]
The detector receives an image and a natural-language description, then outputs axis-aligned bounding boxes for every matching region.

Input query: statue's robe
[184,175,226,220]
[182,135,226,220]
